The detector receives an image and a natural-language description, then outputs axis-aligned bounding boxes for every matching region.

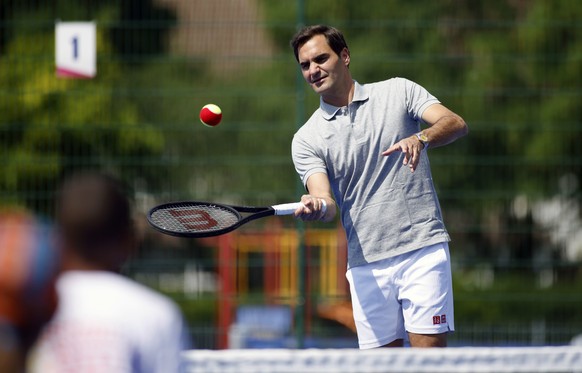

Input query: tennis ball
[200,104,222,127]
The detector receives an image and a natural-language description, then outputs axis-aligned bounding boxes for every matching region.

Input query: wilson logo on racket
[169,209,218,230]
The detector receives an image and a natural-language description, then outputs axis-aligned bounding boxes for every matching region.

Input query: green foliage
[169,293,217,326]
[454,269,582,325]
[0,13,164,212]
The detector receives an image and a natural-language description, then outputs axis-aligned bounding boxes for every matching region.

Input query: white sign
[55,21,96,78]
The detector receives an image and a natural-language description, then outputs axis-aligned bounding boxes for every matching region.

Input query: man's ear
[341,48,350,66]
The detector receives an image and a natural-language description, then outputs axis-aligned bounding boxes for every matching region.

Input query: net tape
[182,346,582,373]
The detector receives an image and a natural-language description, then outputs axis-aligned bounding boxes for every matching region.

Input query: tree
[0,28,163,213]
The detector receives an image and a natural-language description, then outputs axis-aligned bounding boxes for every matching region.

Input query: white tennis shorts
[346,242,454,349]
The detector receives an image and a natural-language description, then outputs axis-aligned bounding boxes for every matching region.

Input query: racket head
[147,201,243,238]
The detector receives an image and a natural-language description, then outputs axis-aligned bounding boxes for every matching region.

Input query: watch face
[417,133,428,142]
[416,132,429,148]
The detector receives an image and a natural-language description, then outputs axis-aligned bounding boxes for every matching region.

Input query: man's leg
[401,243,454,348]
[381,339,404,348]
[408,332,447,347]
[346,259,406,349]
[380,332,447,348]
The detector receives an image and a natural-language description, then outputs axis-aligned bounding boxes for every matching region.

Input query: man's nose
[309,63,320,77]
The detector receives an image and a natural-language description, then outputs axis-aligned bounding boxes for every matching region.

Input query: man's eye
[315,56,328,64]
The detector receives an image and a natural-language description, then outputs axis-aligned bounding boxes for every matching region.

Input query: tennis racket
[147,200,325,238]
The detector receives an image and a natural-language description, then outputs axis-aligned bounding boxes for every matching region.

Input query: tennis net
[182,346,582,373]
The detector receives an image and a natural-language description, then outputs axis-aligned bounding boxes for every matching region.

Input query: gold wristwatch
[415,131,429,149]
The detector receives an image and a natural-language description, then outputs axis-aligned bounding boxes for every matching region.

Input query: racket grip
[320,199,327,215]
[272,200,327,216]
[273,202,303,215]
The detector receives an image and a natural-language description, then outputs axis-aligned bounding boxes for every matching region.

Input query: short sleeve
[291,133,327,189]
[402,78,440,122]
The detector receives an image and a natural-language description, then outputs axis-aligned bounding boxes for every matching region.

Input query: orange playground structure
[210,222,353,348]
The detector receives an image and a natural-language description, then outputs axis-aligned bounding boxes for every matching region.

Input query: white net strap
[182,346,582,373]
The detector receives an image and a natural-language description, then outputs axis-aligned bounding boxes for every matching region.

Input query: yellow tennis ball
[199,104,222,127]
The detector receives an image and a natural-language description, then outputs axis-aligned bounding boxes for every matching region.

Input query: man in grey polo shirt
[290,25,468,349]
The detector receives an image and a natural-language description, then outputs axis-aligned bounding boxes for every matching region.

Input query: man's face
[297,34,350,98]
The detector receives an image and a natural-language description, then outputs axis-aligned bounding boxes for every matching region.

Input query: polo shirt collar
[319,80,369,120]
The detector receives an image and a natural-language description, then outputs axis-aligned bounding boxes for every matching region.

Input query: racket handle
[272,200,327,216]
[273,202,303,215]
[320,199,327,215]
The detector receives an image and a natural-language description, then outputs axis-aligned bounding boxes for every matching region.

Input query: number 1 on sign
[55,22,96,78]
[71,36,78,60]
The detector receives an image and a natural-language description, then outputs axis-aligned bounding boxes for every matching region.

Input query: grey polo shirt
[292,77,450,268]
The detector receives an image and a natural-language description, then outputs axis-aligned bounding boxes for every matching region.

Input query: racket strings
[150,204,240,233]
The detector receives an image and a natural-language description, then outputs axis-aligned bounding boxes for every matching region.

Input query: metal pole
[294,0,306,349]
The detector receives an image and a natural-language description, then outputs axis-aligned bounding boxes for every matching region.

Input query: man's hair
[290,24,349,62]
[55,171,134,267]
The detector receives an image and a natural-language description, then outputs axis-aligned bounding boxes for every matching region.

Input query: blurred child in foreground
[0,209,59,373]
[30,171,190,372]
